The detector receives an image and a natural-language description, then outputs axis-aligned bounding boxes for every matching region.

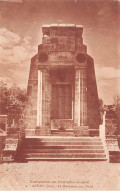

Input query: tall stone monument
[24,24,100,136]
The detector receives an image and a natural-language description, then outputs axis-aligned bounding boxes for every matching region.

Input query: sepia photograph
[0,0,120,191]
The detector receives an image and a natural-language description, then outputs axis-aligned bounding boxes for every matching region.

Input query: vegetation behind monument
[113,95,120,135]
[0,80,26,127]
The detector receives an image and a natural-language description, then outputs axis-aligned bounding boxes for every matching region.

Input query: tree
[0,81,27,125]
[8,84,26,115]
[0,80,10,115]
[113,94,120,135]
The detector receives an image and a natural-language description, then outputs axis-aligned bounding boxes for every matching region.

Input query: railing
[99,111,109,160]
[100,111,106,142]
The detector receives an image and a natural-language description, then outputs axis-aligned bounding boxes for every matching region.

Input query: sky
[0,0,120,104]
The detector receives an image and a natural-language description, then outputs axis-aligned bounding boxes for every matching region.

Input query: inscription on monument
[50,55,74,65]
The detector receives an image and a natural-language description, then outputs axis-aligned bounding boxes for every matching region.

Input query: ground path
[0,161,120,190]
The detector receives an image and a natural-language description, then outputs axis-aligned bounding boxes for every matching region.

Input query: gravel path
[0,161,120,190]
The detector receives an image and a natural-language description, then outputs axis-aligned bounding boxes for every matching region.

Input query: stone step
[24,141,102,146]
[51,129,73,133]
[25,157,107,161]
[23,145,104,149]
[24,149,105,153]
[51,130,74,136]
[17,136,107,162]
[51,133,74,136]
[25,137,101,142]
[25,153,106,158]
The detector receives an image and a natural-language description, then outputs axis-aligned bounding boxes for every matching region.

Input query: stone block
[35,127,51,136]
[25,129,35,136]
[109,151,120,163]
[89,129,99,137]
[73,126,89,136]
[51,119,73,130]
[106,136,119,151]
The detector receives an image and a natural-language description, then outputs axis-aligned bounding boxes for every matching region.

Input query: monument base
[35,126,51,136]
[73,126,89,137]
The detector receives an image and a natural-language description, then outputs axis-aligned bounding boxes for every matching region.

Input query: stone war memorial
[17,24,107,161]
[25,24,100,136]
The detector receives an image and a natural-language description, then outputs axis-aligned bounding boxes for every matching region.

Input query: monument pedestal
[74,126,89,136]
[35,127,51,136]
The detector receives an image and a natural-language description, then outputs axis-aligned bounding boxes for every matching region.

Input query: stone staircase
[51,129,74,136]
[16,136,107,162]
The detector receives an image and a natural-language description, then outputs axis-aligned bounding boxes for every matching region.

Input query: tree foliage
[0,80,26,116]
[113,95,120,134]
